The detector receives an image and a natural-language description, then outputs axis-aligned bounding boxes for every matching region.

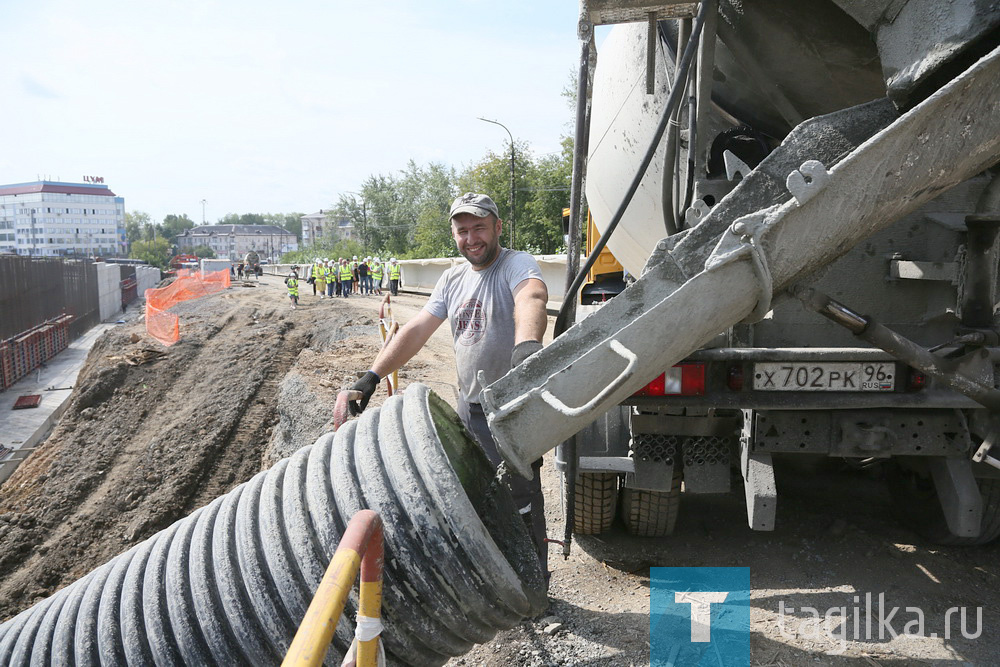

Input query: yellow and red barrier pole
[378,296,399,395]
[356,513,384,665]
[282,510,385,667]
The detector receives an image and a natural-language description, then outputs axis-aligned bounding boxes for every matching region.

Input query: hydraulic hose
[555,0,710,337]
[0,384,546,666]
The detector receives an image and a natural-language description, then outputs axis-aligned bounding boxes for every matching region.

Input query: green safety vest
[390,264,400,280]
[312,264,323,279]
[371,265,382,279]
[287,277,299,296]
[340,264,353,280]
[323,266,333,279]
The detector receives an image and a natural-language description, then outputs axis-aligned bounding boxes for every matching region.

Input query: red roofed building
[0,180,126,257]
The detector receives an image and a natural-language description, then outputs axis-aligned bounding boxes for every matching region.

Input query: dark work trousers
[341,279,351,297]
[458,399,548,579]
[389,279,399,296]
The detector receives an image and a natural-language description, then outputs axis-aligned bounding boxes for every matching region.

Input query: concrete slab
[0,323,117,486]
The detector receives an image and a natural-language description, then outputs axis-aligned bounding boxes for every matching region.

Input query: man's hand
[511,340,543,368]
[348,371,380,416]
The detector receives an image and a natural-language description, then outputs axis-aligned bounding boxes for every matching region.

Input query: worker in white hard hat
[284,265,300,309]
[338,257,353,298]
[349,193,550,578]
[388,258,401,296]
[370,256,383,295]
[326,259,336,298]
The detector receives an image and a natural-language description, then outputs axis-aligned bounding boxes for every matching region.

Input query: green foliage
[124,211,150,244]
[192,244,216,259]
[161,214,195,242]
[130,237,171,269]
[454,139,570,254]
[281,238,364,265]
[314,131,573,260]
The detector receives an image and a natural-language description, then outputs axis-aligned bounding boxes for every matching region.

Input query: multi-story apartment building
[301,210,354,246]
[175,225,298,261]
[0,180,126,257]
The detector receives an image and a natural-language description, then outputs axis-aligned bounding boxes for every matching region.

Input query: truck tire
[886,463,1000,546]
[620,467,681,537]
[572,473,618,535]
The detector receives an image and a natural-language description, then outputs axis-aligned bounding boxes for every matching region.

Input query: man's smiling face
[452,212,502,269]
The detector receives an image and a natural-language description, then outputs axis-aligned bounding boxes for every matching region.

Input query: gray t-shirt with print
[424,248,543,404]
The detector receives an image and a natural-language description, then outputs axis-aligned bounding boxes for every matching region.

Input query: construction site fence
[145,269,231,346]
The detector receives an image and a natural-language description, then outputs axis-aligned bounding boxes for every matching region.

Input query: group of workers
[284,256,401,307]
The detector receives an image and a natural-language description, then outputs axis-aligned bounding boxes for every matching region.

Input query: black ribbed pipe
[0,384,545,665]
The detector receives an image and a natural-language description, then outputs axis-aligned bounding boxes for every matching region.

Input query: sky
[0,0,598,225]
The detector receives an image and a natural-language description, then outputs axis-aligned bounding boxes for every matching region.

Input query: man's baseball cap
[450,193,499,221]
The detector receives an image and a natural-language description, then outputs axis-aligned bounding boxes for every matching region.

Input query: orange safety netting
[145,269,231,346]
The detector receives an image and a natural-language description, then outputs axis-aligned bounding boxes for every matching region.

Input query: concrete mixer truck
[482,0,1000,547]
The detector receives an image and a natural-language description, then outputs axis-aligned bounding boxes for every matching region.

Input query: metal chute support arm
[482,44,1000,480]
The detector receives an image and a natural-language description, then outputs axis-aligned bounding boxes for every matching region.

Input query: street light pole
[477,117,515,248]
[345,191,368,251]
[200,199,207,225]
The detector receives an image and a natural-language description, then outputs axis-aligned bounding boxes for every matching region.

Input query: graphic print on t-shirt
[455,298,487,345]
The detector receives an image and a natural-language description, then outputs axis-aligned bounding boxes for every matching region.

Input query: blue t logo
[651,568,750,666]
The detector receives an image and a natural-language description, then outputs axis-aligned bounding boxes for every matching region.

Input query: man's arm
[512,277,548,344]
[370,309,446,379]
[349,308,445,415]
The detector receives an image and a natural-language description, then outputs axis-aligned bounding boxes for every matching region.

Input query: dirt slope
[0,279,451,619]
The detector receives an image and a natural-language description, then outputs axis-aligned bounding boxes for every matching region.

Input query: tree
[408,162,458,258]
[238,213,266,226]
[161,214,195,243]
[192,244,216,259]
[522,136,574,255]
[262,213,303,241]
[124,211,150,245]
[130,237,171,269]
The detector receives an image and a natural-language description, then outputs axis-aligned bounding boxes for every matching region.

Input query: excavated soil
[0,279,457,621]
[2,276,999,666]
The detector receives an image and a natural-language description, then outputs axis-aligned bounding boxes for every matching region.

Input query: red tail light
[727,363,744,391]
[634,363,705,396]
[907,369,927,392]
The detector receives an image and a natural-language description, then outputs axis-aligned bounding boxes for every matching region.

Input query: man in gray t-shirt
[348,192,550,574]
[424,246,543,404]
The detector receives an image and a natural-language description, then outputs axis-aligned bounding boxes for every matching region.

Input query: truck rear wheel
[886,462,1000,546]
[572,472,619,535]
[620,466,682,537]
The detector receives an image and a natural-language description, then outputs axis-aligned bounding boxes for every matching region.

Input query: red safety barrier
[145,269,231,346]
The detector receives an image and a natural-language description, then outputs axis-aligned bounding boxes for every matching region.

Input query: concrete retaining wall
[201,259,233,274]
[96,262,122,322]
[135,266,162,295]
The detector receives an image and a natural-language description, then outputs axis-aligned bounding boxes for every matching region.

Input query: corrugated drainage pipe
[0,383,547,666]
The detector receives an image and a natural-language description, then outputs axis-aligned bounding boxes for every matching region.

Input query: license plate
[753,362,895,392]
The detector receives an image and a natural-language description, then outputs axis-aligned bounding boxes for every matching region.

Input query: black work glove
[349,371,380,416]
[511,340,543,368]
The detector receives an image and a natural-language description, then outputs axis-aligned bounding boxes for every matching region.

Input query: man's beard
[463,241,499,267]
